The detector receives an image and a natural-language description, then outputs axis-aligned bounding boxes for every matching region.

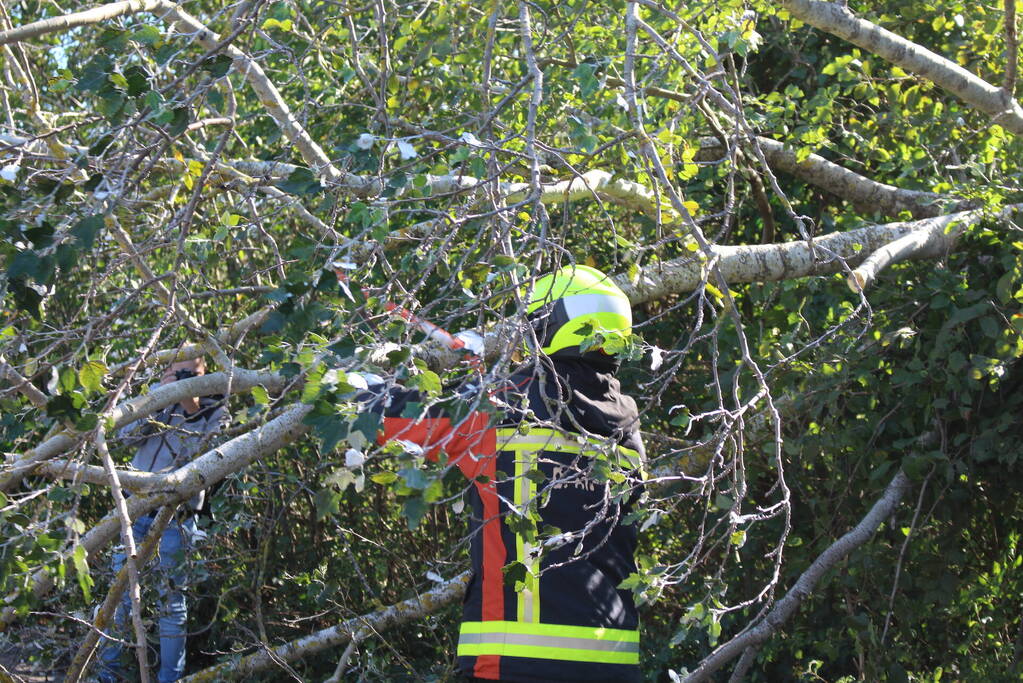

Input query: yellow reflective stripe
[513,452,539,624]
[457,621,640,664]
[456,641,638,665]
[496,428,642,470]
[459,620,639,642]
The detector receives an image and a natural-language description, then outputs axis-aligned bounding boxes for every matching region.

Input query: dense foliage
[0,0,1021,680]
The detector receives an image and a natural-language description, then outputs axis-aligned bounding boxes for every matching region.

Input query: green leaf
[131,25,162,45]
[409,370,441,396]
[572,62,600,99]
[252,385,269,405]
[399,466,429,490]
[501,560,528,587]
[669,409,690,428]
[302,411,349,452]
[123,65,150,98]
[7,279,44,319]
[314,488,341,520]
[70,215,104,250]
[75,413,99,431]
[71,545,93,602]
[75,56,111,92]
[167,107,191,137]
[202,54,234,79]
[59,367,77,394]
[352,411,382,444]
[371,471,398,485]
[301,364,326,403]
[276,167,323,196]
[402,496,428,529]
[46,394,80,421]
[6,250,42,281]
[78,361,107,394]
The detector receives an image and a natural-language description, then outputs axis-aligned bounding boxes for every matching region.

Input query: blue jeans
[98,513,195,683]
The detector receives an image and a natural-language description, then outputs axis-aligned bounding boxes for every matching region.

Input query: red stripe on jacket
[377,412,504,680]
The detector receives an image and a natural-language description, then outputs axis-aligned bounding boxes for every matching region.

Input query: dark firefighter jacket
[364,356,645,682]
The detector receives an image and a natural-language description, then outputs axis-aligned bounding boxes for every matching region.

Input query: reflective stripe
[459,632,639,653]
[460,620,639,640]
[496,428,642,470]
[457,621,640,664]
[560,292,631,329]
[514,451,539,623]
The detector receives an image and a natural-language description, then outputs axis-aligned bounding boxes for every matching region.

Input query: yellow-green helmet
[525,265,632,358]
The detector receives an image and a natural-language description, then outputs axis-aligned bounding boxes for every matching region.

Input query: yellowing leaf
[78,360,107,394]
[704,283,725,303]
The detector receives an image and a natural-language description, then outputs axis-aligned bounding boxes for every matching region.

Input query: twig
[880,468,933,644]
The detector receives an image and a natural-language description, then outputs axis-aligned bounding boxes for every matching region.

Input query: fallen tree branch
[0,369,286,493]
[696,136,948,219]
[846,210,980,291]
[387,205,1017,370]
[181,570,472,681]
[618,206,1019,304]
[1,402,311,625]
[684,469,912,682]
[778,0,1023,134]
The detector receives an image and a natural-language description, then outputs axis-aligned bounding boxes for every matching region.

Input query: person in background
[98,358,227,683]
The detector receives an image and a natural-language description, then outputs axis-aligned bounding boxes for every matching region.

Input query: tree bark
[779,0,1023,134]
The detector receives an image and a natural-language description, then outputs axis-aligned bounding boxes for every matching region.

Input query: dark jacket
[367,357,644,682]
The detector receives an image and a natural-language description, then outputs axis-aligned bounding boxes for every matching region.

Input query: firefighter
[361,264,644,682]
